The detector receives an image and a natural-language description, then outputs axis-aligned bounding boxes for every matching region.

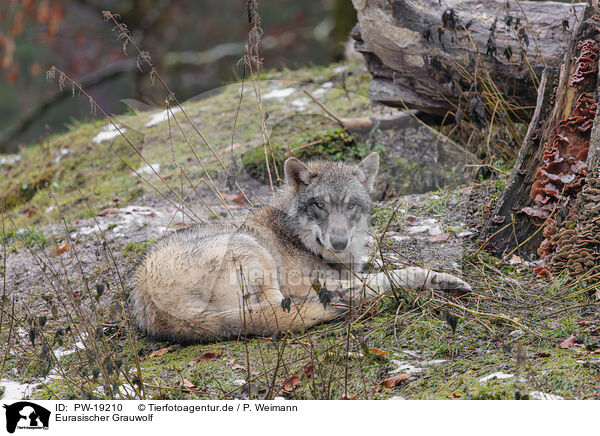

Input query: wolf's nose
[330,235,348,251]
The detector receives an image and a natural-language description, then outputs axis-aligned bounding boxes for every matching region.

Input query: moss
[241,125,365,184]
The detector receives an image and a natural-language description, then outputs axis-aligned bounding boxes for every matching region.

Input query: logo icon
[2,402,50,433]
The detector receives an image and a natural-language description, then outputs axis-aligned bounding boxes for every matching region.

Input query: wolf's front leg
[360,267,471,297]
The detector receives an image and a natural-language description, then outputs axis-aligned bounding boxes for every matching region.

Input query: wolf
[132,152,471,343]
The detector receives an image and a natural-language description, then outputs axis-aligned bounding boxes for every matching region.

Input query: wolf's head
[279,152,379,268]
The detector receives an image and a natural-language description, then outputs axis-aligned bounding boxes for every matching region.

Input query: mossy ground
[1,62,599,401]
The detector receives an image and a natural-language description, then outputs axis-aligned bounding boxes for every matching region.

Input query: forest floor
[1,61,599,400]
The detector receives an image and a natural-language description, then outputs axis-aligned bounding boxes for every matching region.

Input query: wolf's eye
[347,203,355,209]
[315,202,324,209]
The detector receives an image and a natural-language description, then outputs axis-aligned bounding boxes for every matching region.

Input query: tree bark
[482,4,600,271]
[352,0,585,119]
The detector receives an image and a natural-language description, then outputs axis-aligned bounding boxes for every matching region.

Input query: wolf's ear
[284,157,314,190]
[354,152,379,192]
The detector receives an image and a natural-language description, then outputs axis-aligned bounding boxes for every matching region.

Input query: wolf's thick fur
[132,153,471,343]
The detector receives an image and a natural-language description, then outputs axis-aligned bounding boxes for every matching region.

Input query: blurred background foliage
[0,0,357,152]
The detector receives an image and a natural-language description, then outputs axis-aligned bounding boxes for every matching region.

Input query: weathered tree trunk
[482,4,600,276]
[352,0,585,119]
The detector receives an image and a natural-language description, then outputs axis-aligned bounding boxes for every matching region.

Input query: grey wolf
[132,152,471,343]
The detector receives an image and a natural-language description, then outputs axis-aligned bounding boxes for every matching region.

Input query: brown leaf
[376,373,410,392]
[53,242,71,256]
[429,233,451,243]
[282,375,300,391]
[149,345,179,357]
[452,392,461,398]
[221,192,247,207]
[534,266,551,278]
[340,394,357,400]
[98,208,119,216]
[231,363,259,376]
[370,347,386,355]
[536,352,551,358]
[558,334,576,349]
[192,351,222,363]
[278,375,301,396]
[304,364,314,379]
[180,378,197,389]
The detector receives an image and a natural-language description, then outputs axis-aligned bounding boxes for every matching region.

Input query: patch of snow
[509,329,524,337]
[291,98,310,110]
[74,222,109,237]
[1,379,34,401]
[396,350,421,358]
[54,148,70,164]
[421,359,447,366]
[262,88,296,99]
[479,372,514,383]
[390,235,411,242]
[134,163,161,176]
[530,391,564,400]
[0,154,21,165]
[144,107,183,127]
[333,65,348,73]
[92,124,126,144]
[389,396,406,400]
[390,360,424,375]
[508,255,523,265]
[311,82,334,99]
[406,226,431,234]
[428,225,443,236]
[457,231,475,238]
[233,379,246,386]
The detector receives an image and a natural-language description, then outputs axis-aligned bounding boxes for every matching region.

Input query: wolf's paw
[318,287,333,309]
[387,267,471,294]
[430,272,472,294]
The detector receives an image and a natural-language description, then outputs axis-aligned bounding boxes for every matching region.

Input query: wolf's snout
[329,233,348,252]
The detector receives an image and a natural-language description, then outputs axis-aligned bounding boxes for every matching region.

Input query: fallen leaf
[98,208,119,216]
[536,352,551,358]
[534,266,551,278]
[376,373,410,392]
[180,378,197,389]
[192,351,222,363]
[341,394,357,400]
[221,192,247,206]
[558,334,576,349]
[231,363,259,376]
[278,375,301,396]
[429,233,451,243]
[370,348,386,355]
[406,216,416,224]
[53,242,71,256]
[578,321,592,326]
[281,375,301,391]
[304,364,314,379]
[452,392,461,398]
[149,345,179,357]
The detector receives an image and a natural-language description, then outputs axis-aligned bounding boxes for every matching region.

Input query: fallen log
[351,0,586,121]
